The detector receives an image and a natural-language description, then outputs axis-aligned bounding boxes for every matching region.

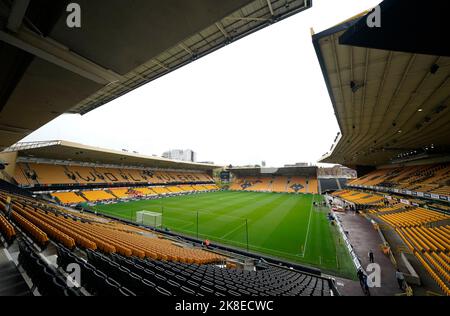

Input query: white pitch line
[301,195,315,258]
[219,221,247,239]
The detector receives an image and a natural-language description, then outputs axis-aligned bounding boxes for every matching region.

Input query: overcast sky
[23,0,380,167]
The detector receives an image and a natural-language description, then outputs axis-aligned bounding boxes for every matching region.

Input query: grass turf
[94,191,355,278]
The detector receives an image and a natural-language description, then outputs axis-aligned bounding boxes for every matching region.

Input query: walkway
[334,212,400,296]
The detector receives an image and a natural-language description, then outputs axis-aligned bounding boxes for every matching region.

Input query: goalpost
[136,210,162,228]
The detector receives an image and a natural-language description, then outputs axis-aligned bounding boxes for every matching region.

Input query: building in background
[162,149,197,162]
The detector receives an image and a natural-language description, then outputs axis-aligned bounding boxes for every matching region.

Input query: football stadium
[0,0,449,301]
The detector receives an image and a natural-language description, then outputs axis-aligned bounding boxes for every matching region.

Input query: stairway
[0,248,32,296]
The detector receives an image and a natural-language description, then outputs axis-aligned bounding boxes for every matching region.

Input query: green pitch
[94,191,355,278]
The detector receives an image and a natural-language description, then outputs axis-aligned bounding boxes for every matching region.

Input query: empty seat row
[15,162,214,186]
[11,211,49,247]
[18,239,81,296]
[93,251,332,296]
[378,208,450,228]
[3,191,223,264]
[56,245,138,296]
[0,214,16,242]
[12,203,75,249]
[52,184,218,205]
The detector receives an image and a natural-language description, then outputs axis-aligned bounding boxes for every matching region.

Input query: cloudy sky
[23,0,381,167]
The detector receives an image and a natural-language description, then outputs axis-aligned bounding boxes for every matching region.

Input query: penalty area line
[301,195,315,258]
[219,221,247,240]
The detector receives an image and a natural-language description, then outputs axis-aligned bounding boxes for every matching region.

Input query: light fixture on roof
[397,130,402,133]
[418,108,423,112]
[350,81,363,93]
[430,64,439,74]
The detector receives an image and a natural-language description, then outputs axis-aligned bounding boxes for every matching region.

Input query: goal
[136,210,162,228]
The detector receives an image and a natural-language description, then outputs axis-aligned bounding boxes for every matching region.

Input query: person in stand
[357,269,365,288]
[362,273,371,296]
[357,269,370,296]
[395,269,405,290]
[368,249,374,263]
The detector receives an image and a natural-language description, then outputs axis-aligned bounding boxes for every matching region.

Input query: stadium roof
[313,10,450,167]
[0,0,312,150]
[2,140,219,171]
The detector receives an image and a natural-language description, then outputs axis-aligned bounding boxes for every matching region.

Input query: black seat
[165,279,182,295]
[101,278,121,296]
[88,270,108,295]
[155,286,172,296]
[180,286,195,296]
[52,277,69,296]
[199,286,214,296]
[141,279,158,295]
[119,287,136,296]
[227,290,241,296]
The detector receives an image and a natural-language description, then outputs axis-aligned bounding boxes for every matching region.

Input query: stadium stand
[332,190,384,206]
[51,192,87,204]
[378,208,450,228]
[244,177,271,192]
[204,184,219,190]
[372,206,450,295]
[76,250,333,296]
[230,174,319,194]
[166,186,183,193]
[15,162,214,187]
[10,211,49,248]
[318,178,340,193]
[17,238,81,296]
[0,214,16,242]
[0,186,336,296]
[82,190,116,202]
[133,187,156,196]
[16,163,77,185]
[109,188,131,199]
[151,187,171,195]
[348,164,450,198]
[368,203,406,214]
[337,178,347,189]
[287,176,307,193]
[311,2,450,296]
[272,176,288,192]
[308,177,319,194]
[1,191,224,263]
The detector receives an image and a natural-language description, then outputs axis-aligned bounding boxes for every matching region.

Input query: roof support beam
[0,27,123,85]
[6,0,30,33]
[0,124,33,134]
[151,59,169,70]
[215,22,229,39]
[266,0,274,16]
[179,43,193,55]
[224,16,268,22]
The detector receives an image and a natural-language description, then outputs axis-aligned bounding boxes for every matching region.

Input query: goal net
[136,210,162,228]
